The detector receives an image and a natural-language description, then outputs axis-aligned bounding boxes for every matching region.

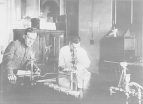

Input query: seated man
[1,28,38,87]
[58,35,91,98]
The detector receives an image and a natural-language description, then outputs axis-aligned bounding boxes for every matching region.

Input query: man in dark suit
[1,28,38,87]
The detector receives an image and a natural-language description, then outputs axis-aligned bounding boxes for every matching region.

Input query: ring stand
[26,59,41,85]
[108,62,143,103]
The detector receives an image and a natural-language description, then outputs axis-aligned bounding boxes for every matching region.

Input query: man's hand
[8,74,17,84]
[63,67,73,72]
[76,64,86,71]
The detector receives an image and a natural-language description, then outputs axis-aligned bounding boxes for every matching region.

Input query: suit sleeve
[2,41,16,74]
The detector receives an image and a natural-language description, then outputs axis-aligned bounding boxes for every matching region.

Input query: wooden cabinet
[100,37,136,62]
[35,30,64,62]
[13,29,64,72]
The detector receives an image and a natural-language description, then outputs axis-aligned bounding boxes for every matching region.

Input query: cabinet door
[48,34,64,60]
[44,33,64,73]
[100,37,124,62]
[13,29,25,40]
[33,33,47,63]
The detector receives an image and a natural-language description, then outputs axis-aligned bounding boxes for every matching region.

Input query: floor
[0,73,142,104]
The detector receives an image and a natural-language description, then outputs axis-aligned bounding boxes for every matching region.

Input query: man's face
[72,42,80,49]
[24,32,37,47]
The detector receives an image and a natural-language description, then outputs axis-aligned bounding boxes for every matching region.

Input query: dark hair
[24,28,36,35]
[69,35,81,44]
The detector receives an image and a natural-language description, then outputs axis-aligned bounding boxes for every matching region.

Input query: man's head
[69,35,81,48]
[23,28,37,47]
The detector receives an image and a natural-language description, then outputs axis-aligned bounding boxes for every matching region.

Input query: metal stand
[26,59,41,85]
[109,62,143,102]
[57,70,83,98]
[53,46,84,98]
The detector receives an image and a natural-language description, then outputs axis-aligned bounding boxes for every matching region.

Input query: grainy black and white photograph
[0,0,143,104]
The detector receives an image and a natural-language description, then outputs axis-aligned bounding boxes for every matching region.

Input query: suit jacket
[1,39,33,75]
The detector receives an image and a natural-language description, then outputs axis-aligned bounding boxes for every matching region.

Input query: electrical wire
[39,73,56,78]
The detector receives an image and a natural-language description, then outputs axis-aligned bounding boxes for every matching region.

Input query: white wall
[26,0,40,18]
[0,0,9,62]
[0,0,21,63]
[79,0,112,73]
[0,0,40,63]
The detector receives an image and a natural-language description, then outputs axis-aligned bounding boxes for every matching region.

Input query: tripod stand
[108,61,143,103]
[25,58,41,85]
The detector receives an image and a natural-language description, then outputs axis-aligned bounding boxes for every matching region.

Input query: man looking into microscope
[58,35,91,98]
